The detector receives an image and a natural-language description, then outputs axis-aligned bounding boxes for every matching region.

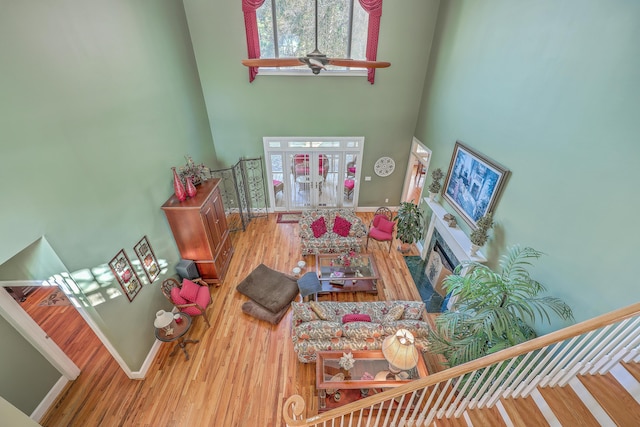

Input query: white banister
[283,303,640,427]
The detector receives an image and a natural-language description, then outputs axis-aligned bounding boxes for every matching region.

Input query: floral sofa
[299,209,368,256]
[291,300,431,363]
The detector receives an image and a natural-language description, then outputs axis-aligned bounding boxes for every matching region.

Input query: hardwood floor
[37,212,439,426]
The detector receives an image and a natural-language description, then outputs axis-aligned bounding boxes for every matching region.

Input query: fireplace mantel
[423,198,487,264]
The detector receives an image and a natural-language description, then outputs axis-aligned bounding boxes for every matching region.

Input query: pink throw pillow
[377,217,395,234]
[333,215,352,237]
[179,279,201,303]
[342,314,372,323]
[171,286,188,305]
[311,217,327,238]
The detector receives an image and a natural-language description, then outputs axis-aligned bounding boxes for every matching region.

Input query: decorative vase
[186,176,197,198]
[172,167,186,201]
[470,244,481,256]
[429,191,439,202]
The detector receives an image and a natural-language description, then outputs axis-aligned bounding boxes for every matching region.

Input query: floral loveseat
[291,300,430,363]
[299,209,368,256]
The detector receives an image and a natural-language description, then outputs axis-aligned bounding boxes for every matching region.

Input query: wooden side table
[154,312,199,360]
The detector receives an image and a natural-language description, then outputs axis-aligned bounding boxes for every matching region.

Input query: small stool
[344,179,355,199]
[273,180,284,196]
[297,272,322,302]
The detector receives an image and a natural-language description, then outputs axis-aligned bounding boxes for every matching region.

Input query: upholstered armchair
[292,154,329,180]
[366,207,395,253]
[161,278,211,327]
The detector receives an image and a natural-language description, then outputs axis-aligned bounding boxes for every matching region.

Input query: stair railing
[283,302,640,427]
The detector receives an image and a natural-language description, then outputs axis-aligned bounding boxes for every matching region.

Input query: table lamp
[154,310,175,335]
[381,329,418,374]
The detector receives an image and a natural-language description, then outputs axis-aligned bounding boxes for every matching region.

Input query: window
[257,0,368,73]
[243,0,384,82]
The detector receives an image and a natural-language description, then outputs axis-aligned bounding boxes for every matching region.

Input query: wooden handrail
[284,301,640,426]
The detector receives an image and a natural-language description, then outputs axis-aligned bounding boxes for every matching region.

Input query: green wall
[415,0,640,330]
[183,0,440,206]
[0,0,216,417]
[0,315,61,416]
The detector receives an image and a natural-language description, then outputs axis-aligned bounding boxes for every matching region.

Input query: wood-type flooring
[34,211,440,426]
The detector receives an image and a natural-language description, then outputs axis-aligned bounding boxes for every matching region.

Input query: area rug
[404,256,443,313]
[276,212,302,224]
[38,289,72,307]
[236,264,299,323]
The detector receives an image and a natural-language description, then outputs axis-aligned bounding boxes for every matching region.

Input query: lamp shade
[154,310,174,329]
[381,329,419,371]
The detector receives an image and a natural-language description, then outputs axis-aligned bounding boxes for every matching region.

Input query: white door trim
[0,286,80,380]
[0,283,150,381]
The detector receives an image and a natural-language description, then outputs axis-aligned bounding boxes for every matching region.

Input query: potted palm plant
[428,168,444,201]
[428,246,574,367]
[394,201,424,253]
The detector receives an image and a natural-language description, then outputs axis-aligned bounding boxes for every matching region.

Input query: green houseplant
[429,246,574,367]
[394,201,424,252]
[427,168,444,200]
[469,212,493,255]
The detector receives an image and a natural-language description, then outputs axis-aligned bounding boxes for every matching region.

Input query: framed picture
[134,236,160,283]
[442,141,510,228]
[109,249,142,302]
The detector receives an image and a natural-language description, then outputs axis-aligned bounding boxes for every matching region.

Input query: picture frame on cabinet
[134,236,160,283]
[442,141,510,229]
[109,249,142,302]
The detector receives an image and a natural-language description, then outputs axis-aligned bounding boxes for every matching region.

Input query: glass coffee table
[315,253,379,294]
[316,350,428,412]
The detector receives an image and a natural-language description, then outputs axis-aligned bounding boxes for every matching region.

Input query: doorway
[264,137,364,211]
[401,137,432,255]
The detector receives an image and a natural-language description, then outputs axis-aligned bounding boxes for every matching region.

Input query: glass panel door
[264,137,364,210]
[318,152,338,208]
[268,153,286,209]
[343,152,358,208]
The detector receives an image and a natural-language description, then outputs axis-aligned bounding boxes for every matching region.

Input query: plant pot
[398,242,412,253]
[470,244,481,256]
[428,191,438,201]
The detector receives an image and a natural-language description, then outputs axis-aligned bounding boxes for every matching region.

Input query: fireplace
[409,198,488,312]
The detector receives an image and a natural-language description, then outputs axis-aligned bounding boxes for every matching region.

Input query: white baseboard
[129,340,162,379]
[33,340,162,421]
[31,376,68,422]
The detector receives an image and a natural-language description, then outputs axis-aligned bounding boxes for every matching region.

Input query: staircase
[283,303,640,426]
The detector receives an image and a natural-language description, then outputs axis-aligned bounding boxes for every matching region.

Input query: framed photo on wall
[109,249,142,302]
[134,236,160,283]
[442,141,510,229]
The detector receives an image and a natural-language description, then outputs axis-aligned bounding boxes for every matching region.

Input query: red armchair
[292,154,329,180]
[161,278,211,327]
[366,207,395,253]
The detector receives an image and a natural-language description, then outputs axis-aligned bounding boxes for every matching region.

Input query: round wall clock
[374,157,395,177]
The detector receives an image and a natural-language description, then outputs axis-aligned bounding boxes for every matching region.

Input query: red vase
[172,167,186,201]
[186,176,197,198]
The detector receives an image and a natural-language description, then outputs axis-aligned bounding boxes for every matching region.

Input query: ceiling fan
[241,0,390,75]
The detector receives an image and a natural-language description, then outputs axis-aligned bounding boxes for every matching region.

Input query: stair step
[578,372,640,426]
[464,402,508,426]
[499,395,549,427]
[537,384,600,426]
[612,363,640,403]
[432,412,471,426]
[622,361,640,384]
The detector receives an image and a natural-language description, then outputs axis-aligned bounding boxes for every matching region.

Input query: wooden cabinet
[161,179,233,285]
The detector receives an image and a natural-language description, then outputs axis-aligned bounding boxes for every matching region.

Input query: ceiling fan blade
[327,59,391,69]
[241,58,304,68]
